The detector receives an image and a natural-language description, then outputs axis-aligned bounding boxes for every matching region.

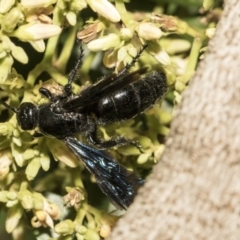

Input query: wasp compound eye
[16,102,38,130]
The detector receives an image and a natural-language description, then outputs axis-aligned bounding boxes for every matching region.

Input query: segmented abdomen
[95,72,167,125]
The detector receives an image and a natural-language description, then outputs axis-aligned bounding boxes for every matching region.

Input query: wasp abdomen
[95,72,167,124]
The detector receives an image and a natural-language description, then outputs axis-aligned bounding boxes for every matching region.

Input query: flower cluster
[0,0,220,239]
[0,187,61,234]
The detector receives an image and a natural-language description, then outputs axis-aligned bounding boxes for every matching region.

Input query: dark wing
[62,68,148,111]
[64,137,144,209]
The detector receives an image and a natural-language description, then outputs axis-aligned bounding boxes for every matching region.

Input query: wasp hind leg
[87,123,141,150]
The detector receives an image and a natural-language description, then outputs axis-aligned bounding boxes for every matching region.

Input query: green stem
[181,36,203,84]
[72,168,84,188]
[115,0,131,27]
[75,207,87,224]
[55,26,79,72]
[26,35,60,86]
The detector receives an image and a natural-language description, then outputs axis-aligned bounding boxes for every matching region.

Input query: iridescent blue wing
[65,137,144,209]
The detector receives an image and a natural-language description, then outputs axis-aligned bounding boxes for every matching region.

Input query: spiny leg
[117,43,148,77]
[64,40,84,96]
[87,121,141,150]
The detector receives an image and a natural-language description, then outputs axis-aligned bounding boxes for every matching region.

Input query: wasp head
[16,102,38,130]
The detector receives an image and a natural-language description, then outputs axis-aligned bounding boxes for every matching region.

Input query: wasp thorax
[16,102,38,130]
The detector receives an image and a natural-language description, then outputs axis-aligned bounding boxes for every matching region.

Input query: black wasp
[0,41,167,209]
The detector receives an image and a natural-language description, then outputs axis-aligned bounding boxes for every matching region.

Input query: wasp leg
[64,40,84,96]
[87,122,141,150]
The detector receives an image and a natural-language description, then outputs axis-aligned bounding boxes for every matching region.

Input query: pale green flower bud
[161,39,191,55]
[103,50,117,68]
[50,140,79,167]
[21,0,57,8]
[138,136,152,148]
[25,158,41,180]
[76,233,84,240]
[126,44,137,58]
[117,47,128,63]
[23,149,35,160]
[13,129,20,138]
[175,80,186,92]
[137,152,151,164]
[29,40,46,52]
[84,229,100,240]
[55,219,75,235]
[66,11,77,26]
[0,122,14,136]
[34,148,40,157]
[0,54,13,83]
[6,205,23,233]
[32,192,44,210]
[206,27,215,38]
[0,162,10,180]
[148,41,170,66]
[203,0,214,10]
[12,144,25,167]
[6,199,18,207]
[70,0,87,11]
[12,137,22,147]
[0,50,7,59]
[12,23,62,41]
[138,22,162,40]
[155,49,170,65]
[0,191,8,202]
[154,144,165,160]
[75,225,87,235]
[2,7,24,33]
[88,33,121,51]
[6,192,17,201]
[56,0,67,10]
[18,190,33,210]
[120,28,133,41]
[40,155,50,171]
[11,45,28,64]
[0,0,15,14]
[0,150,13,179]
[86,0,121,22]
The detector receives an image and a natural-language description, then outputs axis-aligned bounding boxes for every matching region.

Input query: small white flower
[86,0,121,22]
[65,11,77,26]
[138,22,162,40]
[0,0,15,14]
[88,33,121,51]
[29,40,46,52]
[154,49,171,66]
[12,23,62,41]
[206,27,216,38]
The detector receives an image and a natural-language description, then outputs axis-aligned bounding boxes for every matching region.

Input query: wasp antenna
[0,100,18,113]
[68,40,84,86]
[118,42,148,76]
